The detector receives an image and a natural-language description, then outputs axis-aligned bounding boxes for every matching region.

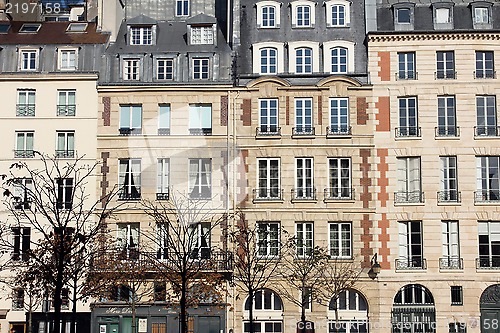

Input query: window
[123,58,140,81]
[17,90,35,117]
[257,158,280,199]
[329,222,351,258]
[118,159,141,200]
[442,220,461,269]
[439,156,459,202]
[476,95,497,136]
[330,289,367,311]
[20,49,38,71]
[158,104,171,135]
[473,4,491,28]
[176,0,189,16]
[56,178,73,210]
[156,159,169,200]
[190,26,214,45]
[15,132,34,158]
[58,49,77,70]
[156,223,169,260]
[475,51,495,78]
[256,1,281,28]
[57,90,76,116]
[130,26,152,45]
[331,47,347,74]
[331,4,345,26]
[324,41,354,74]
[397,221,424,269]
[117,223,140,260]
[294,98,313,135]
[253,42,285,74]
[396,157,422,203]
[188,222,211,259]
[12,288,24,310]
[397,97,419,137]
[154,282,166,301]
[328,289,368,333]
[329,98,350,135]
[295,5,311,27]
[396,8,410,23]
[0,23,10,33]
[433,4,453,30]
[295,158,314,199]
[295,47,312,74]
[245,288,283,311]
[398,52,416,80]
[66,23,87,32]
[56,131,75,158]
[257,222,280,257]
[157,59,173,80]
[392,285,435,332]
[296,222,313,257]
[12,227,30,261]
[260,48,277,75]
[476,156,500,202]
[262,5,276,27]
[12,179,33,210]
[19,23,40,33]
[437,96,457,137]
[244,289,283,333]
[449,322,466,333]
[478,221,500,268]
[328,158,351,200]
[450,286,463,306]
[394,4,415,30]
[258,99,279,135]
[436,51,455,79]
[188,158,212,199]
[119,105,142,135]
[435,7,451,24]
[300,287,312,311]
[192,58,209,80]
[189,104,212,135]
[61,288,69,310]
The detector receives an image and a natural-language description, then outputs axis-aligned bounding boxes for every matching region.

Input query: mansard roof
[187,13,217,25]
[127,14,157,25]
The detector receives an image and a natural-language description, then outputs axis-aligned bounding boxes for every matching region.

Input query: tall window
[439,156,459,202]
[56,131,75,158]
[398,97,418,137]
[12,227,30,261]
[331,5,345,26]
[396,157,422,203]
[188,158,212,199]
[12,288,24,310]
[475,51,495,78]
[398,221,424,269]
[329,222,351,258]
[296,5,311,27]
[295,158,313,199]
[436,51,455,79]
[398,52,416,80]
[476,156,500,202]
[296,222,313,258]
[190,26,214,45]
[262,5,276,27]
[437,96,456,137]
[20,49,38,71]
[260,48,277,74]
[118,159,141,200]
[15,132,34,158]
[123,58,140,80]
[57,90,76,116]
[117,223,140,260]
[130,26,152,45]
[331,47,347,74]
[12,178,33,210]
[61,288,69,310]
[56,178,73,210]
[259,99,279,134]
[156,223,169,260]
[441,220,461,269]
[157,158,169,200]
[157,59,173,80]
[328,158,351,199]
[17,90,35,117]
[258,158,280,199]
[329,98,349,134]
[257,222,280,257]
[59,49,76,70]
[189,104,212,135]
[192,58,209,79]
[476,95,497,136]
[478,221,500,268]
[176,0,189,16]
[295,47,312,74]
[188,223,211,259]
[119,105,142,135]
[294,98,313,134]
[158,104,171,135]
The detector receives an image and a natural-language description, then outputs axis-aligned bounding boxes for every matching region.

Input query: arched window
[331,47,348,74]
[244,288,283,311]
[260,48,277,74]
[392,284,436,333]
[295,47,312,74]
[327,289,368,333]
[244,289,283,333]
[480,284,500,333]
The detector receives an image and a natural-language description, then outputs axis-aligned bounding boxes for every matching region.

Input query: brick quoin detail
[220,96,228,126]
[376,96,390,132]
[100,151,110,207]
[357,97,368,125]
[359,149,372,209]
[241,99,251,126]
[378,51,391,81]
[377,149,389,207]
[360,214,373,268]
[102,97,111,126]
[286,96,290,126]
[317,96,323,126]
[378,213,390,269]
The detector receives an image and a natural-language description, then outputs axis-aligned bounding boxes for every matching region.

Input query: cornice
[368,32,500,43]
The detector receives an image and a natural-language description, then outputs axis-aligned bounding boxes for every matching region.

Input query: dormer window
[393,3,415,31]
[256,1,281,28]
[130,26,153,45]
[433,3,454,30]
[291,1,316,28]
[0,24,10,34]
[471,2,493,29]
[19,49,39,71]
[396,8,410,23]
[325,0,351,28]
[19,23,41,33]
[66,23,87,32]
[190,26,214,45]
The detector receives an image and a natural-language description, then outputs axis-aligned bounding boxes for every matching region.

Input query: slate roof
[187,13,217,25]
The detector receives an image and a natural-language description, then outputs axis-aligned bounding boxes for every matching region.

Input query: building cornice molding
[97,84,234,93]
[0,73,98,81]
[368,32,500,43]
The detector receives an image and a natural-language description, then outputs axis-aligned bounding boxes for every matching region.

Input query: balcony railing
[57,105,76,116]
[55,150,75,158]
[437,190,461,203]
[395,191,424,203]
[119,127,142,135]
[477,256,500,269]
[14,199,31,210]
[253,188,283,201]
[189,190,212,200]
[291,187,316,201]
[439,257,463,270]
[157,128,170,135]
[189,128,212,136]
[156,192,169,201]
[118,191,141,201]
[435,70,456,80]
[474,70,496,79]
[435,126,460,137]
[396,71,418,80]
[326,126,352,136]
[292,126,315,136]
[16,104,35,116]
[395,127,421,138]
[324,188,354,201]
[14,150,34,158]
[474,126,500,137]
[256,126,281,136]
[395,257,427,270]
[474,189,500,203]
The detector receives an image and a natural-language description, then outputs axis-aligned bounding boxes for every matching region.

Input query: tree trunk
[132,293,137,333]
[70,276,77,333]
[28,297,33,333]
[301,302,306,333]
[248,289,254,333]
[180,275,188,333]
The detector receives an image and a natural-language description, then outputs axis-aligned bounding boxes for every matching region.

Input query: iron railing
[435,70,456,79]
[57,105,76,116]
[474,126,500,137]
[292,126,315,136]
[474,190,500,203]
[324,187,354,200]
[14,150,34,158]
[474,70,496,79]
[253,188,283,201]
[55,150,75,158]
[439,257,463,270]
[395,191,424,203]
[435,126,459,137]
[395,257,427,270]
[291,187,316,201]
[326,126,352,136]
[395,127,421,138]
[437,190,461,203]
[16,104,35,116]
[476,256,500,269]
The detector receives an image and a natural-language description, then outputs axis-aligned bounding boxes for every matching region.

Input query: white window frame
[257,222,280,258]
[329,97,350,133]
[328,157,351,199]
[259,98,279,133]
[437,96,456,136]
[476,156,500,197]
[58,48,77,71]
[328,222,352,258]
[12,226,31,260]
[190,26,214,45]
[295,158,314,199]
[56,131,75,158]
[119,105,142,131]
[12,180,33,210]
[323,41,354,74]
[296,222,313,258]
[256,1,281,28]
[57,90,76,116]
[398,52,416,80]
[475,51,495,78]
[398,220,423,268]
[325,0,350,27]
[156,223,169,260]
[157,158,170,195]
[257,158,280,199]
[15,131,34,156]
[476,95,497,135]
[478,220,500,268]
[436,51,455,79]
[188,158,212,199]
[396,156,422,202]
[288,41,319,74]
[157,58,174,80]
[176,0,189,16]
[123,58,140,81]
[398,96,418,136]
[189,104,212,134]
[129,26,153,45]
[474,6,490,24]
[188,222,211,259]
[253,42,285,75]
[118,159,142,199]
[192,58,210,80]
[434,7,451,24]
[291,0,316,28]
[117,223,140,258]
[442,220,460,262]
[294,97,313,133]
[19,49,38,71]
[440,156,458,201]
[56,178,73,210]
[158,104,171,133]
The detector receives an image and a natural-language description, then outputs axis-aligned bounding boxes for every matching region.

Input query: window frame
[57,90,76,116]
[329,97,350,134]
[296,222,313,258]
[295,157,314,199]
[328,222,352,258]
[442,220,460,266]
[157,158,170,200]
[158,104,171,134]
[259,98,279,134]
[58,48,78,71]
[118,159,142,200]
[190,25,214,45]
[476,95,497,136]
[122,58,141,81]
[328,157,351,199]
[156,58,174,80]
[257,158,280,199]
[476,156,500,201]
[440,156,459,202]
[188,158,212,199]
[15,131,34,158]
[176,0,190,17]
[56,178,74,210]
[55,131,75,158]
[478,220,500,268]
[189,104,212,135]
[437,95,457,136]
[291,1,316,28]
[396,156,422,203]
[257,222,280,258]
[475,51,495,79]
[192,57,210,80]
[398,220,424,269]
[436,51,455,79]
[117,223,140,259]
[294,97,313,134]
[12,227,30,260]
[253,42,285,75]
[323,41,354,74]
[256,1,281,28]
[398,52,416,80]
[119,105,143,134]
[393,3,415,30]
[129,26,153,45]
[325,0,350,27]
[19,49,39,71]
[398,96,418,137]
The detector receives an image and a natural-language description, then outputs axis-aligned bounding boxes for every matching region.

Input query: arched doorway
[480,284,500,333]
[243,288,283,333]
[392,284,436,333]
[327,289,368,333]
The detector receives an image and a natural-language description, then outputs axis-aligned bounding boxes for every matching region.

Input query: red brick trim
[359,149,372,209]
[286,96,290,126]
[360,214,373,268]
[220,96,228,126]
[357,97,368,125]
[100,151,110,207]
[377,149,389,207]
[378,214,390,269]
[241,99,251,126]
[318,96,323,126]
[376,96,390,132]
[378,51,391,81]
[102,97,110,126]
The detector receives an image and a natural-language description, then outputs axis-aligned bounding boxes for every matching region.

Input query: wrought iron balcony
[118,190,141,201]
[55,150,75,158]
[16,104,35,116]
[474,126,500,137]
[119,127,142,135]
[476,256,500,269]
[435,70,456,80]
[14,199,31,210]
[189,128,212,135]
[189,189,212,200]
[326,126,352,136]
[437,190,461,203]
[157,128,170,135]
[292,126,315,136]
[291,187,316,201]
[253,188,283,201]
[156,191,169,201]
[256,126,281,136]
[474,70,496,79]
[395,191,424,203]
[439,257,463,270]
[57,105,76,116]
[474,189,500,203]
[324,187,354,201]
[396,71,418,80]
[435,126,460,137]
[395,257,427,270]
[395,126,421,138]
[14,150,34,158]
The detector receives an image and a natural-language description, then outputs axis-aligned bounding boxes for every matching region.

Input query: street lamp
[368,253,381,279]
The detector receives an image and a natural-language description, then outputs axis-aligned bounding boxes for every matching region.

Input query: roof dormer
[126,15,157,46]
[187,14,217,46]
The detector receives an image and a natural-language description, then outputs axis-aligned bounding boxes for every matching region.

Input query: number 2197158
[5,2,61,14]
